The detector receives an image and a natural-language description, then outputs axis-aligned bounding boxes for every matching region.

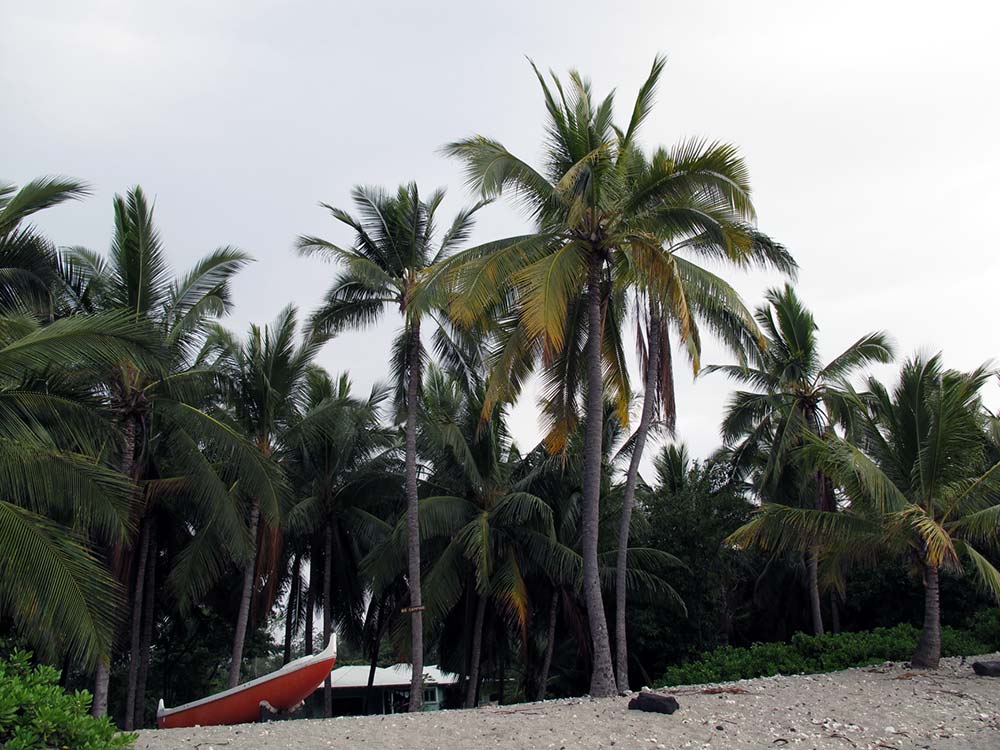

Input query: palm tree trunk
[59,652,72,689]
[366,626,380,715]
[807,549,824,636]
[807,470,830,636]
[582,252,615,698]
[323,523,333,718]
[912,561,941,668]
[228,497,260,688]
[283,551,301,665]
[134,539,156,729]
[536,590,559,701]
[305,556,315,656]
[613,312,661,693]
[364,590,389,714]
[404,317,425,712]
[497,655,506,704]
[92,659,111,720]
[365,648,379,714]
[464,593,488,708]
[93,413,137,718]
[123,519,151,730]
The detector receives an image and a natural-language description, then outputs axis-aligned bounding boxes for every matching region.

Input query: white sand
[136,653,1000,750]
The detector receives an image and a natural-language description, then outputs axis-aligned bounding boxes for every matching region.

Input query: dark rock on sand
[972,660,1000,676]
[627,691,679,714]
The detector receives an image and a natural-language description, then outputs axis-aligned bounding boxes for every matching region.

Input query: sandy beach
[136,653,1000,750]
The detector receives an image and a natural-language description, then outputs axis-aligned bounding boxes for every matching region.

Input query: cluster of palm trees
[1,55,997,730]
[716,286,1000,668]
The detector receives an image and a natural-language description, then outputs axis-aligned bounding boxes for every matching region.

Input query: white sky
[4,0,998,474]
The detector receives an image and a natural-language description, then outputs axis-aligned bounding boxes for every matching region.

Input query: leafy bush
[0,650,135,750]
[967,608,1000,650]
[656,622,994,687]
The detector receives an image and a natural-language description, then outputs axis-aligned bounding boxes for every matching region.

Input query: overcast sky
[4,0,998,472]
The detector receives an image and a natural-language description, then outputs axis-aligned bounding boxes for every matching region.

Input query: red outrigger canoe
[156,637,336,729]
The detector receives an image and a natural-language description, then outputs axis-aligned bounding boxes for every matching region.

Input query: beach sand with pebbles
[136,653,1000,750]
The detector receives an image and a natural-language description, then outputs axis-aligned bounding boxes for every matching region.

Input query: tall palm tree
[444,56,764,695]
[707,285,893,635]
[413,365,555,707]
[609,163,794,690]
[730,353,1000,667]
[285,369,397,716]
[295,183,486,710]
[201,306,324,688]
[67,186,278,722]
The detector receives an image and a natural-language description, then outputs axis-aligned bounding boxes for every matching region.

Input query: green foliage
[656,623,993,687]
[967,608,1000,650]
[628,452,757,678]
[0,650,134,750]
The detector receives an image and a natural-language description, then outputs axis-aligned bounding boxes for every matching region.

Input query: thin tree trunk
[123,520,151,730]
[807,549,824,636]
[364,591,389,714]
[806,470,831,636]
[59,651,72,689]
[93,413,137,718]
[92,659,111,720]
[323,523,333,718]
[305,554,315,656]
[283,551,301,665]
[497,655,506,705]
[912,561,941,668]
[536,590,559,701]
[464,593,488,708]
[404,317,425,712]
[582,252,615,697]
[133,532,157,729]
[830,591,841,634]
[228,498,260,688]
[366,635,379,714]
[614,312,661,693]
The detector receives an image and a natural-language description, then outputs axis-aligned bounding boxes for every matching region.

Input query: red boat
[156,637,337,729]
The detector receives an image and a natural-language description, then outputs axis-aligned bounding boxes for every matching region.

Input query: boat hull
[157,640,336,729]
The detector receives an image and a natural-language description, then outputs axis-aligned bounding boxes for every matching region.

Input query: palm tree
[0,176,89,316]
[201,306,327,688]
[285,369,397,716]
[729,353,1000,667]
[444,56,765,695]
[295,183,486,710]
[413,365,555,707]
[706,284,893,635]
[609,162,794,689]
[65,187,279,723]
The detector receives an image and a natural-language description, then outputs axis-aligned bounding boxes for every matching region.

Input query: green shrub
[656,623,993,687]
[0,650,135,750]
[967,608,1000,650]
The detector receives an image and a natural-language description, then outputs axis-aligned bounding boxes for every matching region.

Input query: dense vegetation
[1,54,997,737]
[657,613,1000,687]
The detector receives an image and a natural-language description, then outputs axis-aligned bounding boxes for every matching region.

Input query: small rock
[628,691,680,715]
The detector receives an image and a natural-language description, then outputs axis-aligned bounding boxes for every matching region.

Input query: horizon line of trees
[1,55,998,728]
